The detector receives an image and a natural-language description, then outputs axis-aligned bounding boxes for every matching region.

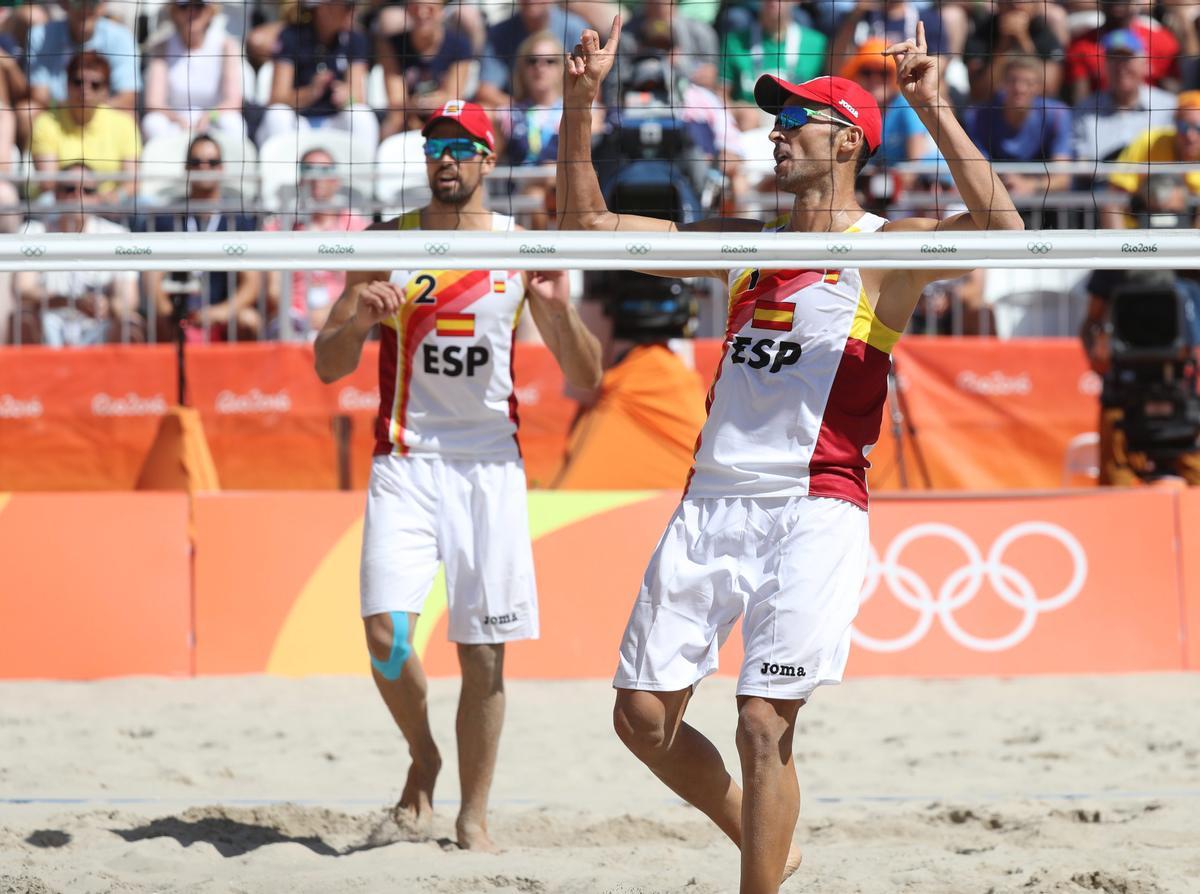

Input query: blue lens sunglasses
[774,106,851,132]
[423,137,492,161]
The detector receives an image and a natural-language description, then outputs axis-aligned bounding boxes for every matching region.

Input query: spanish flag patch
[752,300,794,332]
[493,277,507,293]
[436,313,475,337]
[823,271,841,285]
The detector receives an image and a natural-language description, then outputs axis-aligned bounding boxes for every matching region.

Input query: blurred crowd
[1,0,1199,346]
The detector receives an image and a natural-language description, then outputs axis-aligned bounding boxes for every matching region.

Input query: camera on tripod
[586,270,696,344]
[1109,283,1200,474]
[595,52,723,224]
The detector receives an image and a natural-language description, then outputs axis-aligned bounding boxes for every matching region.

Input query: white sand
[1,674,1198,893]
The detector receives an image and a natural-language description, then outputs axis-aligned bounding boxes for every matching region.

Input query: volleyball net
[1,0,1199,343]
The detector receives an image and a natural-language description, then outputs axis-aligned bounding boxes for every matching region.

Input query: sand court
[1,673,1198,892]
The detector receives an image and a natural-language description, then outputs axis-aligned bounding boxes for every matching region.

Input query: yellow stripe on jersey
[754,308,793,324]
[849,288,902,354]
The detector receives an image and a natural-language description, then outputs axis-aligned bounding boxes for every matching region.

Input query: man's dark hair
[186,134,222,164]
[67,50,111,89]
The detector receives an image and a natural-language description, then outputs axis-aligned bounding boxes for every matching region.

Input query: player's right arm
[314,269,401,384]
[558,18,760,280]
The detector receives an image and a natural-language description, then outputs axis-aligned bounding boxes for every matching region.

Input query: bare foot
[391,755,440,837]
[781,845,803,885]
[455,816,500,853]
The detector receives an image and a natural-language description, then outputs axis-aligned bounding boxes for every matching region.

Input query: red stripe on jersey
[507,327,522,456]
[807,336,892,510]
[374,324,400,454]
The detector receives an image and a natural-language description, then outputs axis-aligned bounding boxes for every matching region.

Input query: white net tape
[3,226,1195,272]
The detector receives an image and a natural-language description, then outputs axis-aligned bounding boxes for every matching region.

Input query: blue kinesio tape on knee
[371,611,411,680]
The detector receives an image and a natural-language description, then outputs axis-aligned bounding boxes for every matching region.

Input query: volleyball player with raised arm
[558,20,1022,893]
[314,100,600,852]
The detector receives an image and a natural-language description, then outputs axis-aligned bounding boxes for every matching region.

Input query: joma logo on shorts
[482,612,519,625]
[760,662,806,677]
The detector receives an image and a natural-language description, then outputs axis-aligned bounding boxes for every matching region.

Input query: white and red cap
[754,75,882,152]
[421,100,496,153]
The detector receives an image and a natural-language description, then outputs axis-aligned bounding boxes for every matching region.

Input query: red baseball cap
[421,100,496,153]
[754,75,882,152]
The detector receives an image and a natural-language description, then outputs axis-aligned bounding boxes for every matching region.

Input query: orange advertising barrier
[0,339,1100,493]
[192,488,1193,679]
[0,492,192,678]
[1,488,1198,680]
[1181,488,1200,672]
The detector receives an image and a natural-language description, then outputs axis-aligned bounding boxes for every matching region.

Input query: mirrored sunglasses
[423,137,490,161]
[774,106,849,132]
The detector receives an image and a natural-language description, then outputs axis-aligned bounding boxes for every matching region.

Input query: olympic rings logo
[424,242,450,255]
[853,521,1087,653]
[222,243,248,256]
[626,243,652,255]
[826,243,852,254]
[1026,242,1053,255]
[20,245,46,257]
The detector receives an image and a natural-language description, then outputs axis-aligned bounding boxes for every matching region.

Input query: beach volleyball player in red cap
[314,100,600,851]
[558,19,1023,893]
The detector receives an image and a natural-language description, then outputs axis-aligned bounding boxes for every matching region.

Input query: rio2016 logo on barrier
[1026,242,1053,255]
[826,243,852,255]
[625,243,651,256]
[20,245,46,257]
[222,243,248,256]
[424,242,450,256]
[853,521,1087,653]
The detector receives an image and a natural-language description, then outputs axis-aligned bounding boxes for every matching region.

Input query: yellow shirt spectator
[30,106,141,191]
[1109,127,1200,195]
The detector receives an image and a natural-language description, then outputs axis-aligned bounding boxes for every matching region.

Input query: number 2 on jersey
[412,274,437,305]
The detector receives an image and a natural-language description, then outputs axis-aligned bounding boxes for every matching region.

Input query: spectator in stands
[265,146,367,336]
[965,58,1073,198]
[378,0,475,139]
[1073,29,1176,163]
[14,162,141,346]
[621,0,719,91]
[1162,0,1200,88]
[0,27,28,150]
[31,51,140,203]
[476,0,590,108]
[963,0,1067,104]
[1066,0,1179,104]
[0,31,21,220]
[25,0,140,115]
[143,136,262,342]
[258,0,379,149]
[830,0,951,74]
[1103,92,1200,227]
[142,0,246,144]
[723,0,826,130]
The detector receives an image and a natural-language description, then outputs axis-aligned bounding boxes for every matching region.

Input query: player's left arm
[871,21,1024,326]
[883,22,1024,239]
[524,268,603,390]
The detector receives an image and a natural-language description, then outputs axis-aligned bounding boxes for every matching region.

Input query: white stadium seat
[259,129,374,213]
[138,128,260,206]
[374,129,431,215]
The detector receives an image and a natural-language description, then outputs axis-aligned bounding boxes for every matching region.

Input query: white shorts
[360,454,539,644]
[614,495,869,701]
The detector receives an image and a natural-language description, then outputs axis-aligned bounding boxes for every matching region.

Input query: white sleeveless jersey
[684,212,900,509]
[374,211,526,461]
